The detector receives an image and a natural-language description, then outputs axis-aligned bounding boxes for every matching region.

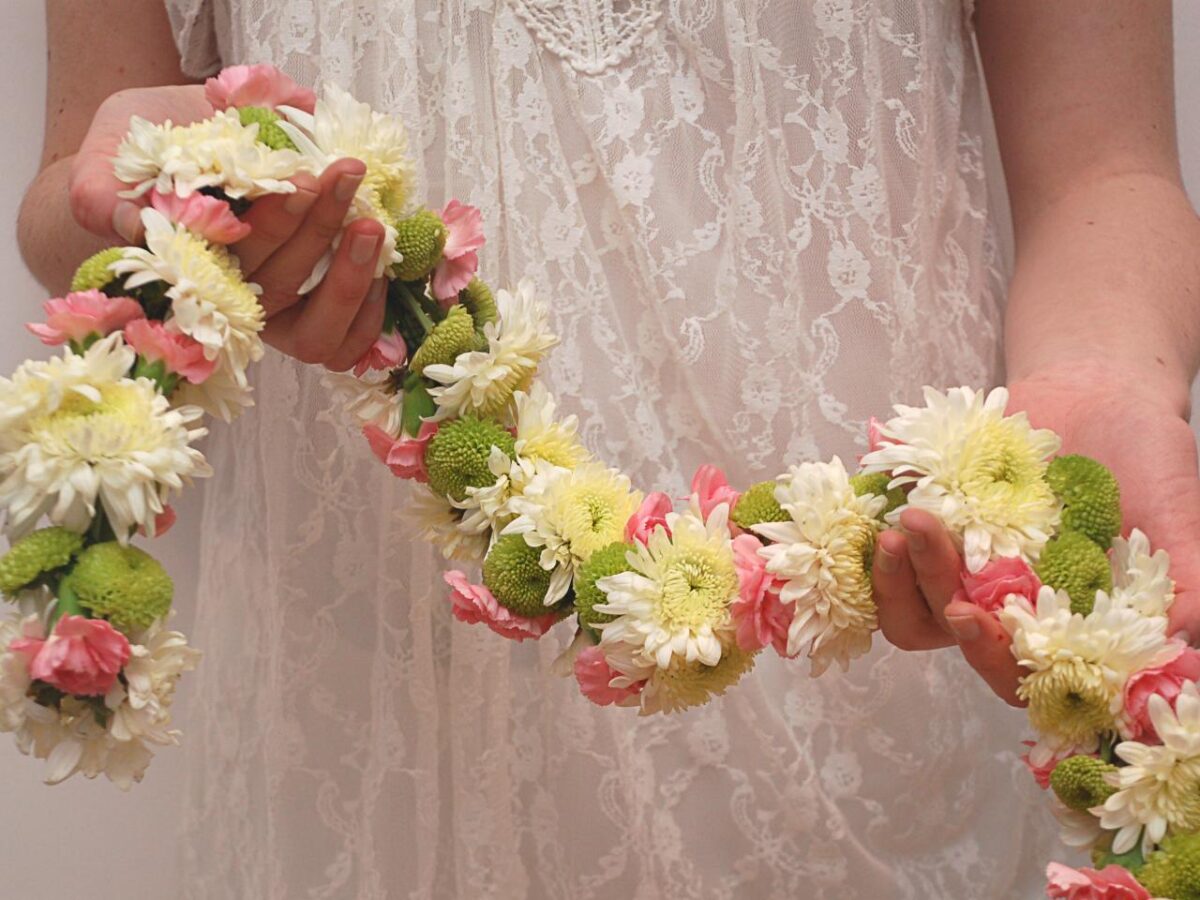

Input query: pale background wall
[1,3,1199,897]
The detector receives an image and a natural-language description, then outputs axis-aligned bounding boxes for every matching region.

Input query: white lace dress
[165,1,1057,897]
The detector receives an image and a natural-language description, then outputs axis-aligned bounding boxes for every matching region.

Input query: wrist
[1007,356,1193,420]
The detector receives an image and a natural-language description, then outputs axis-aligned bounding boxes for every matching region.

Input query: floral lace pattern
[166,0,1057,896]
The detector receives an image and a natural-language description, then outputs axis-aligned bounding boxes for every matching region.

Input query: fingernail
[350,232,380,266]
[284,187,318,216]
[877,547,899,575]
[906,529,927,552]
[946,615,980,643]
[113,201,142,243]
[336,173,363,203]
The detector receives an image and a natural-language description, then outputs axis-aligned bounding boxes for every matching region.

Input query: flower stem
[396,282,435,334]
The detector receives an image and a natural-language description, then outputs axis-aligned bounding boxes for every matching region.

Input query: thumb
[67,118,145,244]
[944,597,1026,707]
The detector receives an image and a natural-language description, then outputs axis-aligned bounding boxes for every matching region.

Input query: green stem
[87,507,117,545]
[48,579,85,629]
[396,282,435,334]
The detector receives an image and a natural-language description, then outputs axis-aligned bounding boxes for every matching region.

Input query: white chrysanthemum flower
[322,368,404,437]
[114,109,306,200]
[455,449,563,542]
[860,386,1061,573]
[1001,588,1176,763]
[511,384,590,469]
[0,335,211,540]
[1050,798,1105,849]
[752,458,886,675]
[1108,528,1175,618]
[504,462,640,605]
[424,280,558,420]
[406,490,489,564]
[0,614,37,736]
[1101,681,1200,855]
[596,505,739,671]
[112,208,265,380]
[279,85,413,283]
[173,358,255,423]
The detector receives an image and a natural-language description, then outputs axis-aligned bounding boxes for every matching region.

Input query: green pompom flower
[394,209,448,281]
[0,528,84,595]
[424,415,515,502]
[849,472,906,516]
[70,247,127,294]
[1139,832,1200,900]
[574,540,634,635]
[66,542,173,632]
[1035,530,1113,615]
[731,481,790,531]
[1046,455,1122,548]
[237,106,298,151]
[1049,755,1118,812]
[409,306,478,375]
[482,534,552,617]
[459,278,498,332]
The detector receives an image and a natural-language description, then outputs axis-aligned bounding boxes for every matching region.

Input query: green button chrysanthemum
[237,106,299,151]
[394,209,448,281]
[731,481,790,531]
[1049,755,1117,812]
[424,415,515,502]
[849,472,906,516]
[483,534,552,617]
[1035,530,1113,615]
[574,540,634,635]
[70,246,127,293]
[0,527,84,595]
[1139,832,1200,900]
[66,542,173,632]
[459,278,498,332]
[1046,455,1122,549]
[409,306,478,375]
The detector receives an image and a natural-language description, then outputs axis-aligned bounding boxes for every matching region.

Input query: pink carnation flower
[1123,644,1200,742]
[352,330,408,377]
[961,556,1042,615]
[574,644,644,707]
[691,465,741,525]
[12,615,131,697]
[138,505,178,539]
[431,200,485,301]
[124,318,216,384]
[443,571,559,641]
[150,189,251,245]
[730,534,790,655]
[625,492,673,546]
[363,422,438,482]
[1045,863,1149,900]
[27,290,144,346]
[204,63,317,113]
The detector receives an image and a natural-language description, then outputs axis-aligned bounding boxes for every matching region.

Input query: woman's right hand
[68,84,387,372]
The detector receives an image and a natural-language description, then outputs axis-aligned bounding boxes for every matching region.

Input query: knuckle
[310,216,345,245]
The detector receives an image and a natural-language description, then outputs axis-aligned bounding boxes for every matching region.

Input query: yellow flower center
[556,485,630,563]
[955,421,1055,520]
[656,547,739,632]
[1022,658,1116,744]
[1161,758,1200,832]
[650,643,756,714]
[30,383,164,461]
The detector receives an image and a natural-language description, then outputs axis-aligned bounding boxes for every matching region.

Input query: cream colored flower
[1109,528,1175,619]
[406,490,490,564]
[322,368,404,437]
[861,386,1061,573]
[753,458,885,675]
[511,383,590,469]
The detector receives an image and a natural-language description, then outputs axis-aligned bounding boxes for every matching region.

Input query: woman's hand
[872,362,1200,705]
[65,85,386,371]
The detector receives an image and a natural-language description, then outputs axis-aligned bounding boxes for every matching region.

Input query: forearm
[1003,174,1200,416]
[18,156,112,297]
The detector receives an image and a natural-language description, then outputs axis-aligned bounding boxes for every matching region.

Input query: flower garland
[0,66,1194,896]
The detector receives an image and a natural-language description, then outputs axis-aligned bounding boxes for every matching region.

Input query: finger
[944,598,1026,706]
[232,172,320,274]
[262,219,384,365]
[253,158,367,317]
[873,529,954,651]
[69,122,146,244]
[898,507,964,627]
[325,279,388,372]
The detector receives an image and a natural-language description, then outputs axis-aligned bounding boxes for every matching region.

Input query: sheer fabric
[165,1,1056,896]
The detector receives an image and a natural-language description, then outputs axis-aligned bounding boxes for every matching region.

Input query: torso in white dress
[165,1,1057,896]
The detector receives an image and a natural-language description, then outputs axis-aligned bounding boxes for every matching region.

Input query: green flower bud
[459,278,498,332]
[849,472,906,515]
[424,415,515,502]
[0,528,84,595]
[1046,455,1122,549]
[1139,832,1200,900]
[482,534,552,617]
[1035,530,1113,616]
[1049,755,1118,812]
[409,306,477,375]
[237,106,298,151]
[574,541,634,635]
[394,209,448,281]
[70,247,127,294]
[731,481,790,531]
[65,542,173,632]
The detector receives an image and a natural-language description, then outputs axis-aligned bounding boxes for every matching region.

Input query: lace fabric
[167,1,1057,896]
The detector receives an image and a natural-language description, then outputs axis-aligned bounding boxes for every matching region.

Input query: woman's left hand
[871,361,1200,705]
